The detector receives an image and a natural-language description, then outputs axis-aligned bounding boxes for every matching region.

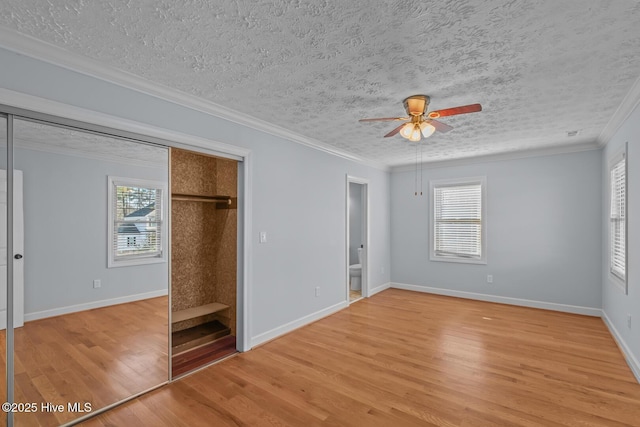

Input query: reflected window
[108,176,167,267]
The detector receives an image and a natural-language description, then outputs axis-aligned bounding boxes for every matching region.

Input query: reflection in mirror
[12,118,169,425]
[0,115,6,425]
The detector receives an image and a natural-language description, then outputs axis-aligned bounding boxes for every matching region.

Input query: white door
[0,169,24,329]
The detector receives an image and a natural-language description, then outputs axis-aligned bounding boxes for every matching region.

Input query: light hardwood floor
[82,289,640,426]
[349,289,362,302]
[0,296,168,427]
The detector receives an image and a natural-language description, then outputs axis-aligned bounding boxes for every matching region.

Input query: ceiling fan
[359,95,482,142]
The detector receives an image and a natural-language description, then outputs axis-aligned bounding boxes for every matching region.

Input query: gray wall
[601,102,640,378]
[0,47,392,340]
[14,146,168,316]
[349,182,362,265]
[248,135,390,334]
[391,149,602,309]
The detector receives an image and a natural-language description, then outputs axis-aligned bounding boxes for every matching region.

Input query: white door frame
[0,169,24,330]
[345,175,369,302]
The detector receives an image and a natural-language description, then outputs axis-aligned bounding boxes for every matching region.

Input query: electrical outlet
[628,314,632,329]
[259,231,267,243]
[93,279,101,289]
[315,286,320,297]
[487,275,493,284]
[381,266,385,274]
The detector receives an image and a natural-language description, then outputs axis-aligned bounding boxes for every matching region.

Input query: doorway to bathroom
[346,175,369,304]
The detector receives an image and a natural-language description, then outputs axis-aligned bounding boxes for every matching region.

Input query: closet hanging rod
[171,194,232,204]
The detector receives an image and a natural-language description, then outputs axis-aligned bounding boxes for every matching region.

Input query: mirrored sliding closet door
[9,117,170,426]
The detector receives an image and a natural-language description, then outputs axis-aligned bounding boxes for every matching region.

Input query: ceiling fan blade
[428,119,453,133]
[384,123,407,138]
[428,103,482,119]
[359,117,409,122]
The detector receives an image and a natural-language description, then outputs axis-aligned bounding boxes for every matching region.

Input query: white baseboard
[602,310,640,384]
[369,282,391,297]
[23,289,169,323]
[390,282,602,317]
[0,312,20,330]
[250,300,348,348]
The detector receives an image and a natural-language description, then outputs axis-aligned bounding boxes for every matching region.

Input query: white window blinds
[433,183,482,259]
[610,155,626,282]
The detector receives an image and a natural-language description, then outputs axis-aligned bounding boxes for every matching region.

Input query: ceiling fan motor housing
[403,95,430,116]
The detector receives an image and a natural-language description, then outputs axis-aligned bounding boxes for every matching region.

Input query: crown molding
[597,74,640,147]
[0,26,389,172]
[390,140,601,172]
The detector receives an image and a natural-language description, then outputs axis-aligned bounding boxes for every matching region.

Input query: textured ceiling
[1,1,640,166]
[13,118,168,167]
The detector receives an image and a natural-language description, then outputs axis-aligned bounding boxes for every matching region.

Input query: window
[609,146,627,292]
[430,177,486,264]
[108,176,167,267]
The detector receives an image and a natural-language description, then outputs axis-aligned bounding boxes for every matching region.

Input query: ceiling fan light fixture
[420,121,436,138]
[400,122,415,139]
[408,124,422,142]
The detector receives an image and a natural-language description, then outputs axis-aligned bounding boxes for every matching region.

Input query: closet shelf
[171,193,231,204]
[172,302,230,324]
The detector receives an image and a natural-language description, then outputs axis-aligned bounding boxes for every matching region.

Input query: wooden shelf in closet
[172,320,231,355]
[172,302,230,324]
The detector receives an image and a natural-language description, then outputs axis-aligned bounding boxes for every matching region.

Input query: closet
[170,147,238,377]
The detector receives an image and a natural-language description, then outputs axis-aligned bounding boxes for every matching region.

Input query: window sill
[108,255,167,268]
[609,272,628,295]
[430,254,487,265]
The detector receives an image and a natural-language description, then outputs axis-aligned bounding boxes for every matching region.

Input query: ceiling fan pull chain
[420,142,424,196]
[414,142,418,196]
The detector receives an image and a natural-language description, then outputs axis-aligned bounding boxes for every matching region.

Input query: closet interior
[170,147,238,377]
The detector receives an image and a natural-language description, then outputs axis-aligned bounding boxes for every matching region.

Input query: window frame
[107,176,168,268]
[608,144,627,293]
[429,176,487,265]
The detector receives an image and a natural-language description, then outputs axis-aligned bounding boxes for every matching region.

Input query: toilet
[349,247,363,290]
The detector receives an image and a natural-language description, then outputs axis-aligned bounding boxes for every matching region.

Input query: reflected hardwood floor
[84,289,640,426]
[0,296,168,427]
